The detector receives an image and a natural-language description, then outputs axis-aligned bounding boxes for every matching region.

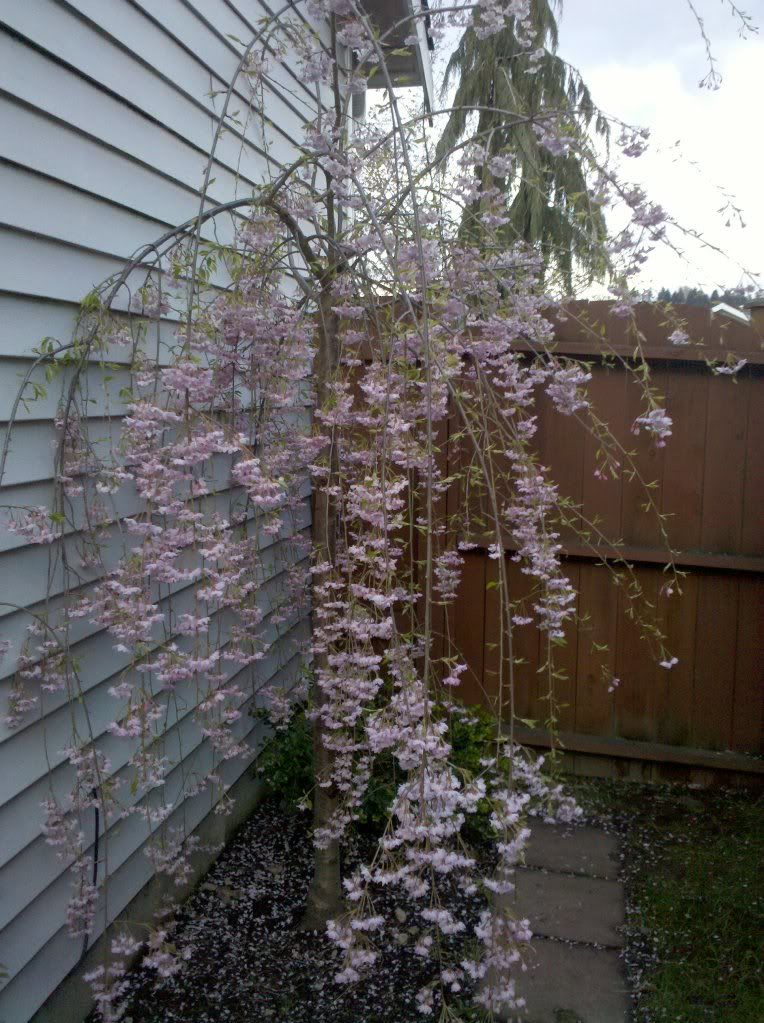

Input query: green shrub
[255,701,501,845]
[255,711,313,812]
[446,703,500,848]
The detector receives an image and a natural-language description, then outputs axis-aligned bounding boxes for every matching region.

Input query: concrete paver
[512,937,630,1023]
[524,823,620,880]
[515,868,625,948]
[485,823,630,1022]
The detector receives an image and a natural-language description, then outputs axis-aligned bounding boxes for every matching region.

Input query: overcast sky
[556,0,763,292]
[390,2,762,293]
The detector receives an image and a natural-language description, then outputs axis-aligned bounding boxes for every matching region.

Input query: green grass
[637,796,763,1022]
[573,780,764,1023]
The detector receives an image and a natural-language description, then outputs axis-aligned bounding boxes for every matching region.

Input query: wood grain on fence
[443,302,763,776]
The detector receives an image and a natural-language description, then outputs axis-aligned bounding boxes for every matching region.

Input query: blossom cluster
[0,3,689,1018]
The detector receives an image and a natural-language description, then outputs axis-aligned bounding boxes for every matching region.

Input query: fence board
[732,576,764,752]
[580,364,625,540]
[660,363,708,550]
[574,562,618,737]
[446,303,763,765]
[452,551,486,708]
[614,567,659,742]
[656,575,699,747]
[550,562,581,732]
[692,574,739,749]
[535,390,585,543]
[504,558,541,722]
[482,555,503,713]
[701,373,750,552]
[741,377,764,555]
[621,375,665,548]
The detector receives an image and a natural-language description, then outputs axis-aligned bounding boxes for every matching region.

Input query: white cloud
[383,2,763,292]
[559,1,764,290]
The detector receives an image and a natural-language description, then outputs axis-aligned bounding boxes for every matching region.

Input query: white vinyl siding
[0,2,323,1019]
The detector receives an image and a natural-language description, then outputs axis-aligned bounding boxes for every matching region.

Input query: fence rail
[440,301,763,780]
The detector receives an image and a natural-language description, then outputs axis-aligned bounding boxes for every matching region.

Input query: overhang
[361,0,434,112]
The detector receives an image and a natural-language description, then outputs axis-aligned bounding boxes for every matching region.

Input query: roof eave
[362,0,434,112]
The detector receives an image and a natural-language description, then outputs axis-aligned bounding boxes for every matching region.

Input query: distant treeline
[650,286,762,309]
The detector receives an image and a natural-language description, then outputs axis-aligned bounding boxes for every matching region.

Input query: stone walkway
[499,822,630,1023]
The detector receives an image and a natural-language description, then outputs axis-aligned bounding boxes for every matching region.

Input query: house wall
[0,3,328,1020]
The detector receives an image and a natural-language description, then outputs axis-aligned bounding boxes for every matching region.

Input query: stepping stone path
[495,822,629,1023]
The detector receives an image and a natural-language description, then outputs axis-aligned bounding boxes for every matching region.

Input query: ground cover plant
[574,778,764,1023]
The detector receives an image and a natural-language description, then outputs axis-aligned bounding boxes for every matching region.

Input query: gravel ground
[118,799,489,1023]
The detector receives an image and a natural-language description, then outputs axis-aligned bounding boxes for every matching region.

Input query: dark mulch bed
[118,799,489,1023]
[117,777,763,1023]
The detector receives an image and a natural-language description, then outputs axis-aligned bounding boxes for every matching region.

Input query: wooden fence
[438,301,763,783]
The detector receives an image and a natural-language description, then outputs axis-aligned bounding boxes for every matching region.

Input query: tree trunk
[301,286,344,928]
[301,714,343,928]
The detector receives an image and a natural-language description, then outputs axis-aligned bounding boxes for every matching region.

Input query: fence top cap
[711,302,751,325]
